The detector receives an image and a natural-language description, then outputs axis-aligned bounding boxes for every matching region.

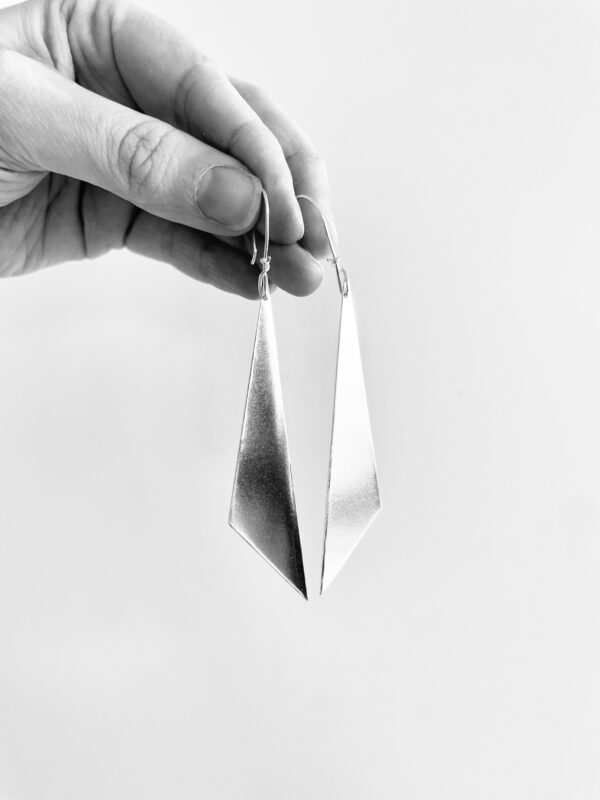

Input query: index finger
[230,78,337,261]
[66,0,304,244]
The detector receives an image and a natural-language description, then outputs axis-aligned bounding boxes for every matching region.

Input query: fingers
[126,214,324,298]
[18,173,320,297]
[219,233,324,297]
[1,1,335,299]
[0,166,46,207]
[231,78,337,261]
[67,0,304,244]
[0,49,261,236]
[125,213,265,298]
[266,241,324,296]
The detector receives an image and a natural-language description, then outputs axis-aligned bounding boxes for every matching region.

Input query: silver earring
[297,196,381,594]
[229,191,307,598]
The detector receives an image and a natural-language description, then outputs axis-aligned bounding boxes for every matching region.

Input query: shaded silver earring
[297,195,381,594]
[229,192,307,598]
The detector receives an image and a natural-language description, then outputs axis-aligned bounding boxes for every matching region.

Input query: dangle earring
[297,195,381,594]
[229,191,307,598]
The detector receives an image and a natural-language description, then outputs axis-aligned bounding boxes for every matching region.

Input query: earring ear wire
[295,194,348,296]
[248,191,272,299]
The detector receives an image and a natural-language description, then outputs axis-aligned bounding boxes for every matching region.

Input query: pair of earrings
[229,193,381,598]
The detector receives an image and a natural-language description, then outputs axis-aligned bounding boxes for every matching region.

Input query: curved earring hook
[296,194,348,296]
[249,189,271,300]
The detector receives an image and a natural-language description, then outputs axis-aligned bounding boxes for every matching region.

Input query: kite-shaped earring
[297,195,382,594]
[229,191,307,598]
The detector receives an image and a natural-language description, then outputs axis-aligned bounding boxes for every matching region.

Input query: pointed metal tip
[228,521,308,600]
[298,584,309,602]
[319,500,382,595]
[228,298,307,601]
[281,569,308,600]
[320,558,340,595]
[270,566,308,601]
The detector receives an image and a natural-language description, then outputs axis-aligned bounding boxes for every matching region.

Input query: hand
[0,0,335,297]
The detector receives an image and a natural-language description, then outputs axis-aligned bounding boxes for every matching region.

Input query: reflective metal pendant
[229,298,307,598]
[321,281,381,593]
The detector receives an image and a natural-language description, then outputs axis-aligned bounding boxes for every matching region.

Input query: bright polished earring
[297,195,381,594]
[229,192,307,598]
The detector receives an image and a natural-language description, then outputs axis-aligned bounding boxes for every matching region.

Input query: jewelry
[297,195,381,594]
[229,191,307,598]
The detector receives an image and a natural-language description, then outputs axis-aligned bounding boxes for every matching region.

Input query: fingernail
[195,166,260,228]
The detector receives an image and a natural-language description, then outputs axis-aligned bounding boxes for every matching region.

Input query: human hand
[0,0,334,297]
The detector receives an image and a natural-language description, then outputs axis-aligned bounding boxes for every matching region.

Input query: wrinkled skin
[0,0,334,297]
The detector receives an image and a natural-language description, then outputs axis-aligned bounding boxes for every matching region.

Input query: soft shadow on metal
[229,192,380,599]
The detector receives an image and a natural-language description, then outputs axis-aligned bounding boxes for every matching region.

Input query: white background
[1,0,600,797]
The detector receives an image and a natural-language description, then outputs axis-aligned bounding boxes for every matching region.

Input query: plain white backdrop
[1,0,600,797]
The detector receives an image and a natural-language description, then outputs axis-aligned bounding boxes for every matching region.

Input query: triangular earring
[229,192,307,598]
[298,196,381,594]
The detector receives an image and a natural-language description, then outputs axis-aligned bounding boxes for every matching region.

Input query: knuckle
[38,0,65,18]
[294,145,329,186]
[0,47,20,82]
[228,117,282,173]
[57,0,121,22]
[305,147,327,174]
[237,80,270,107]
[115,121,178,196]
[227,117,262,153]
[304,145,326,172]
[250,85,274,110]
[173,57,216,131]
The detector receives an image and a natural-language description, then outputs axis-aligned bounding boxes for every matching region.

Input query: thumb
[0,49,262,234]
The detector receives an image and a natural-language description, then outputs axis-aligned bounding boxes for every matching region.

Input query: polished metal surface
[321,283,381,593]
[229,298,307,598]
